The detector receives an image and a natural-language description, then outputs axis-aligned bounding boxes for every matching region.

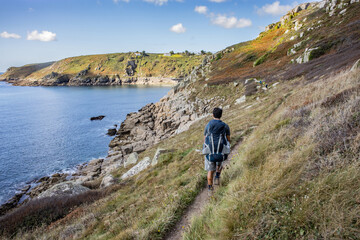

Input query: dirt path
[165,142,242,240]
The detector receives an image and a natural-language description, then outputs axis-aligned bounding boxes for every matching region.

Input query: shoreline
[0,82,175,216]
[0,76,181,87]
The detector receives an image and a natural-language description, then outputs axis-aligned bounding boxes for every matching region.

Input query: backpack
[202,121,230,162]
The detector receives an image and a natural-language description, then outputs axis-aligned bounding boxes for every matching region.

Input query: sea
[0,81,171,204]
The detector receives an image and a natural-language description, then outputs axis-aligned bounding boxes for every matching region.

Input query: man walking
[204,107,230,195]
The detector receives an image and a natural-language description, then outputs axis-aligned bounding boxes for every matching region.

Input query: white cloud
[209,0,226,2]
[144,0,168,5]
[170,23,186,33]
[195,6,208,14]
[257,1,294,16]
[0,31,21,39]
[211,15,252,28]
[113,0,129,3]
[27,30,57,42]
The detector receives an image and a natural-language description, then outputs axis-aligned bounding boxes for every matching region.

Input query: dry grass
[184,69,360,239]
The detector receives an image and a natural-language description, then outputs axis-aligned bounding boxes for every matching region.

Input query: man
[204,107,230,195]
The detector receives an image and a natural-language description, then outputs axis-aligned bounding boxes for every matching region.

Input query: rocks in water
[124,152,138,168]
[37,181,89,199]
[107,128,117,136]
[28,173,68,198]
[37,176,50,183]
[90,115,105,121]
[121,157,151,180]
[77,158,103,181]
[100,174,117,188]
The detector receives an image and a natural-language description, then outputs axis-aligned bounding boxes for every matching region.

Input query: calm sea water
[0,81,170,204]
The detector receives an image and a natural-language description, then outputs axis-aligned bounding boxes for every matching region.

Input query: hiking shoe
[214,177,220,186]
[208,185,214,196]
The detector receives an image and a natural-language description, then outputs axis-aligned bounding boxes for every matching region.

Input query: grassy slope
[207,2,360,85]
[1,53,204,81]
[2,2,360,239]
[184,68,360,240]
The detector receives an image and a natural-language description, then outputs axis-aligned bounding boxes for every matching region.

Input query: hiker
[203,107,230,194]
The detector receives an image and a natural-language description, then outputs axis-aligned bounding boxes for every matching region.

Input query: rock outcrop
[37,182,89,199]
[100,174,117,188]
[121,157,151,180]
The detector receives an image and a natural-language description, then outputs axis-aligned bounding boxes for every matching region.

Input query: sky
[0,0,313,72]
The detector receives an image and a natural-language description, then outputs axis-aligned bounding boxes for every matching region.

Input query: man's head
[213,107,222,119]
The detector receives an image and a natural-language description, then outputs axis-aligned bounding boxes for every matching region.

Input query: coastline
[0,76,181,87]
[0,55,213,217]
[0,82,175,216]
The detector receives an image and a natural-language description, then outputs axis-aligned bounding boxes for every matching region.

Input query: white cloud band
[257,1,293,16]
[211,15,252,28]
[27,30,57,42]
[0,31,21,39]
[195,6,208,14]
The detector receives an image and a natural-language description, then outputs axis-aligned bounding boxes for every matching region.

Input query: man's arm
[225,124,230,143]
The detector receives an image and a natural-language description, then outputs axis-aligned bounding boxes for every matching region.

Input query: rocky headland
[0,52,204,86]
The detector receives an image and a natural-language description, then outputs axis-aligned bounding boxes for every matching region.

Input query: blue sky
[0,0,312,72]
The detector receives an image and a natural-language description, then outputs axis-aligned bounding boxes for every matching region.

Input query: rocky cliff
[0,53,204,86]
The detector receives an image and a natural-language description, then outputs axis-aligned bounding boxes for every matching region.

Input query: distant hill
[0,53,205,86]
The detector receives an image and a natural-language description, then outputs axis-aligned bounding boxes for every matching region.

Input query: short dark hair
[213,107,222,119]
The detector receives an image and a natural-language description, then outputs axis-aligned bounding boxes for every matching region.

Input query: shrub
[0,185,122,237]
[253,52,270,67]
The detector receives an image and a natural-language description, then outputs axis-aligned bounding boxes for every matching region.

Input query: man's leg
[208,170,215,186]
[205,156,215,195]
[214,162,223,185]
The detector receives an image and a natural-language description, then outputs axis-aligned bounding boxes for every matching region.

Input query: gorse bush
[0,185,121,237]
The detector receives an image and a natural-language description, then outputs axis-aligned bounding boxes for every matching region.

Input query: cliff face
[0,53,204,86]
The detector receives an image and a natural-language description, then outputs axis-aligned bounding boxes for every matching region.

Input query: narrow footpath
[165,142,243,240]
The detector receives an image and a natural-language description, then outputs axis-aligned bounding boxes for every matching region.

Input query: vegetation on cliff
[0,52,204,86]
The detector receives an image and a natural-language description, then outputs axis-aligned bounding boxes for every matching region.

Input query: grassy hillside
[207,2,360,85]
[184,68,360,239]
[0,1,359,239]
[1,52,204,84]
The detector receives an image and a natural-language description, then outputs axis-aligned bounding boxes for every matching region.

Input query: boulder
[37,181,89,199]
[124,152,138,168]
[100,174,117,188]
[235,95,246,105]
[151,148,167,166]
[121,157,151,180]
